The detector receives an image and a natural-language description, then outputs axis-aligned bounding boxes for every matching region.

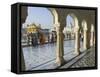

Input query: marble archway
[82,20,88,50]
[21,7,65,69]
[66,13,80,55]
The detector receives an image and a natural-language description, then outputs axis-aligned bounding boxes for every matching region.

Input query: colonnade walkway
[22,40,95,71]
[60,47,95,69]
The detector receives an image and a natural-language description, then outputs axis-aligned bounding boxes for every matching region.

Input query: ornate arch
[48,8,59,24]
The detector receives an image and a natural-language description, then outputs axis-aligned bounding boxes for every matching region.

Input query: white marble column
[90,24,94,46]
[74,25,80,55]
[83,24,88,50]
[54,23,64,66]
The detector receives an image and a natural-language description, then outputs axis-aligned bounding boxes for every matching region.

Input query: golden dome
[27,23,38,33]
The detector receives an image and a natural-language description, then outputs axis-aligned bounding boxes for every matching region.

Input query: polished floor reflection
[22,40,83,70]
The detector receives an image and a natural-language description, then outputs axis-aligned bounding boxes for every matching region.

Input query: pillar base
[74,49,80,55]
[83,48,87,51]
[56,56,65,66]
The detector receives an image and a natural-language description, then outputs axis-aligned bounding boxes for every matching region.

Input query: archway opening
[63,14,75,55]
[63,13,81,56]
[21,7,57,71]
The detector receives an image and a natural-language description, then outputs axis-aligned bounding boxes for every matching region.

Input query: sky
[23,6,74,29]
[66,15,74,28]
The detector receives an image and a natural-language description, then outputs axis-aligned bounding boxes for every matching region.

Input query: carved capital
[83,25,88,31]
